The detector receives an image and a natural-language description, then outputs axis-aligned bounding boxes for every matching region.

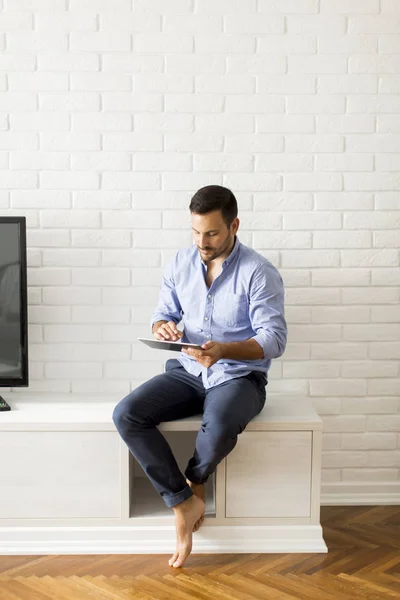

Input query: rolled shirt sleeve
[249,263,287,360]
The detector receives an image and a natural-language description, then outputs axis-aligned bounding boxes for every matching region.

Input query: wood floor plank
[0,506,399,599]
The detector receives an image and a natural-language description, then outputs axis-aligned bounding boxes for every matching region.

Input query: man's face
[191,210,239,264]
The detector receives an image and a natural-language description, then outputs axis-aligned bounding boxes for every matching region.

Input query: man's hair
[189,185,238,228]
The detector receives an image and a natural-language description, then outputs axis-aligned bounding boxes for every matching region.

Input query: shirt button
[204,317,208,321]
[208,294,212,299]
[207,334,211,338]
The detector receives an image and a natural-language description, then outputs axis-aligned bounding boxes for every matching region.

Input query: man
[113,185,287,568]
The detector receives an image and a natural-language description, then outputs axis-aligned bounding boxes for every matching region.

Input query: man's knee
[203,417,244,445]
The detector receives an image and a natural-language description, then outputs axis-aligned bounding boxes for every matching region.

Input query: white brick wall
[1,0,399,495]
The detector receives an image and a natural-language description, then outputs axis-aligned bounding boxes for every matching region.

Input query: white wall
[1,0,399,498]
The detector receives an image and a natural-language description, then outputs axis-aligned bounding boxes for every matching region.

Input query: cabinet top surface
[0,394,322,430]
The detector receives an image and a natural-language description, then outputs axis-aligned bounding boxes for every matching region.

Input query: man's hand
[153,320,183,342]
[182,340,224,368]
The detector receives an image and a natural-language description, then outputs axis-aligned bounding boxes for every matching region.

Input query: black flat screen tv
[0,216,29,410]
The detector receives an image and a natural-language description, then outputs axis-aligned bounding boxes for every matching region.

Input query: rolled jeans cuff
[163,484,193,508]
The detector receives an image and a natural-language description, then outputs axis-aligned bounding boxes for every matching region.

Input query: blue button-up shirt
[151,236,287,389]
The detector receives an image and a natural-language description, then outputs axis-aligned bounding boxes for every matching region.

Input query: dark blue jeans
[112,359,267,508]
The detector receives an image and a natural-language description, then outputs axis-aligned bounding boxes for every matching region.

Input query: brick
[319,35,378,54]
[315,192,373,210]
[258,75,316,94]
[163,172,222,191]
[284,211,341,230]
[197,74,254,94]
[43,287,101,306]
[311,379,367,397]
[287,15,346,35]
[321,0,379,13]
[196,114,253,133]
[225,14,284,34]
[312,307,370,324]
[284,306,312,323]
[313,231,372,248]
[73,192,130,210]
[286,288,340,306]
[285,135,343,153]
[135,152,191,172]
[345,211,400,229]
[10,112,69,131]
[164,14,222,33]
[102,210,161,229]
[7,32,68,52]
[317,115,375,134]
[371,272,400,288]
[374,231,400,248]
[318,75,377,94]
[71,73,131,92]
[166,55,225,75]
[341,434,396,451]
[41,133,100,151]
[69,32,130,52]
[11,152,69,170]
[196,0,256,13]
[254,232,311,249]
[342,287,399,304]
[285,173,342,191]
[136,74,193,93]
[316,154,373,171]
[283,361,340,379]
[287,95,345,114]
[253,192,312,211]
[102,92,162,112]
[8,72,68,91]
[368,380,400,396]
[133,33,193,53]
[341,250,399,267]
[165,94,223,113]
[257,35,316,54]
[349,16,400,34]
[40,171,99,190]
[39,92,99,111]
[11,190,71,209]
[41,210,100,229]
[194,153,252,172]
[102,173,160,191]
[289,55,347,74]
[136,113,193,132]
[71,152,131,172]
[99,12,160,32]
[224,173,281,192]
[281,250,340,268]
[311,343,368,360]
[225,134,283,153]
[103,133,162,152]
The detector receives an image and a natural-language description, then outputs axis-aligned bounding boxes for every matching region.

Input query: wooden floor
[0,506,399,599]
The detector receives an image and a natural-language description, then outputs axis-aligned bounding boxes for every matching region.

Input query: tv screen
[0,216,29,389]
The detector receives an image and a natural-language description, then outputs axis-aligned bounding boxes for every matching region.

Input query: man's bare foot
[186,479,205,532]
[169,494,205,569]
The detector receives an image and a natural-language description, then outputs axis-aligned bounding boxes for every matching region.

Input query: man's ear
[231,217,240,236]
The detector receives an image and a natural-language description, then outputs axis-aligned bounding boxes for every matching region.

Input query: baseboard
[321,482,400,505]
[0,525,327,555]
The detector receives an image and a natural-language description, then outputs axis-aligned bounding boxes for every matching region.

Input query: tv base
[0,395,11,411]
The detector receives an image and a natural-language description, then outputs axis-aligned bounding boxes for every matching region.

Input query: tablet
[138,337,202,352]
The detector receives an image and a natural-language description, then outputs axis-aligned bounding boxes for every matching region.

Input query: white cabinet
[0,394,327,554]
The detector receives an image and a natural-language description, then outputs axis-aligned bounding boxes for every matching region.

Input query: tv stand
[0,395,11,411]
[0,393,327,554]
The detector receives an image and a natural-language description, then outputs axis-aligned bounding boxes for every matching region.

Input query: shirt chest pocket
[214,293,248,328]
